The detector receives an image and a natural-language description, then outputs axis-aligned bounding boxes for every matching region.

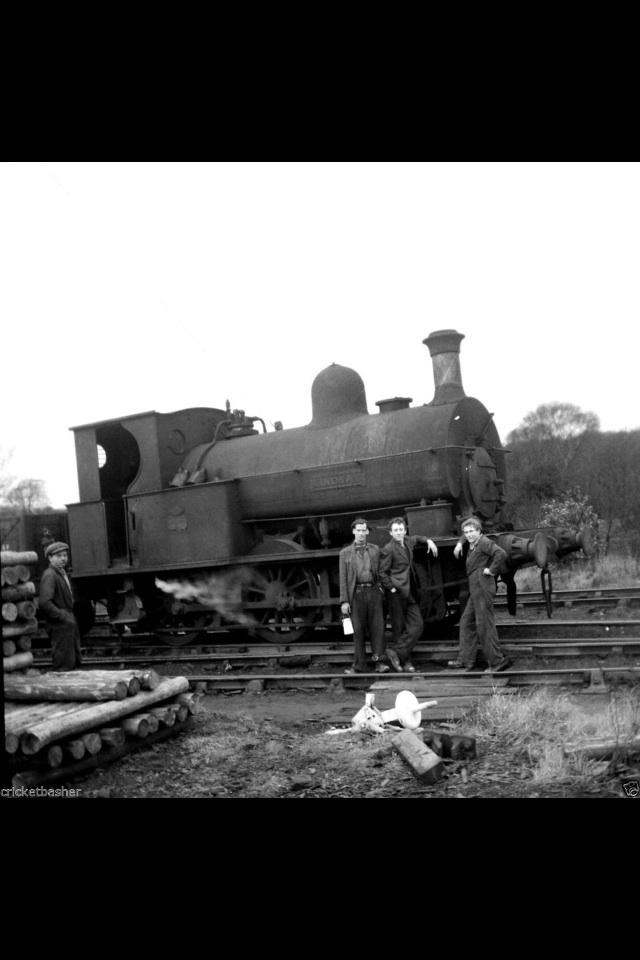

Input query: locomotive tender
[67,330,588,641]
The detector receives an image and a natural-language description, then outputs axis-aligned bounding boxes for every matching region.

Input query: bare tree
[577,430,640,555]
[507,403,600,443]
[4,478,51,513]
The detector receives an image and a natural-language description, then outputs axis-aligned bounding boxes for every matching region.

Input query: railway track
[179,665,640,697]
[25,589,640,698]
[495,586,640,613]
[31,618,640,693]
[16,607,640,735]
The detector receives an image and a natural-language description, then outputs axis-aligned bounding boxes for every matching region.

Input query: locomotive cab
[68,406,232,573]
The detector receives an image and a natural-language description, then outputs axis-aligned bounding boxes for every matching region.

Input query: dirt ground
[69,685,638,799]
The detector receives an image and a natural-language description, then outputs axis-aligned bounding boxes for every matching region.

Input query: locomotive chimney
[423,329,466,405]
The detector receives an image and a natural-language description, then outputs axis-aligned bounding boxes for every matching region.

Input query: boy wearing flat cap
[39,542,83,670]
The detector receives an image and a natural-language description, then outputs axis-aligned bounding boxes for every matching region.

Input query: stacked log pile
[2,551,39,665]
[4,667,204,789]
[3,547,204,789]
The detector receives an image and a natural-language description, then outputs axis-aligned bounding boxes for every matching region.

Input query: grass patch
[515,552,640,592]
[465,686,640,783]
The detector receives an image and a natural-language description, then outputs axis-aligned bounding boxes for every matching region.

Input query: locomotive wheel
[154,610,223,646]
[141,591,223,647]
[244,540,321,643]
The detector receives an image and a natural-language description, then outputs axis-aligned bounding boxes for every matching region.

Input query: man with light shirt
[339,518,389,675]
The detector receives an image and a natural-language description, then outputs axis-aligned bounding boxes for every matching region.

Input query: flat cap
[45,541,70,559]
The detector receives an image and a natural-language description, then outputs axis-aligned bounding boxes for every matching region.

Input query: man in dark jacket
[379,517,438,672]
[450,517,509,672]
[39,541,82,670]
[339,518,390,674]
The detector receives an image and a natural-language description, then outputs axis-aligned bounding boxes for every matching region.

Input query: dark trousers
[388,592,423,664]
[458,572,505,668]
[49,616,83,671]
[351,586,385,671]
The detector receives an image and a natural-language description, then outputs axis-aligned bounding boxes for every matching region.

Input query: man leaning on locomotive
[379,518,438,672]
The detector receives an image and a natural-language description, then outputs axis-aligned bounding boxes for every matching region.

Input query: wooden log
[6,702,99,739]
[6,703,74,725]
[82,732,102,755]
[99,727,125,748]
[18,676,190,755]
[11,719,192,790]
[64,739,86,761]
[176,691,202,714]
[121,669,159,691]
[16,600,36,620]
[47,670,129,682]
[3,639,17,657]
[84,672,140,696]
[564,734,640,760]
[48,672,139,695]
[88,668,161,691]
[0,567,20,586]
[5,699,90,721]
[143,713,160,734]
[122,716,150,738]
[4,674,128,702]
[124,712,159,734]
[15,635,31,652]
[2,602,18,622]
[392,729,444,785]
[135,669,160,691]
[2,582,36,602]
[6,703,109,757]
[4,651,34,672]
[47,745,63,768]
[3,618,39,639]
[149,706,176,727]
[1,551,38,566]
[80,668,158,693]
[15,564,32,583]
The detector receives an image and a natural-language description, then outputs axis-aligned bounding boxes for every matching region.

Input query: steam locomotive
[67,330,589,642]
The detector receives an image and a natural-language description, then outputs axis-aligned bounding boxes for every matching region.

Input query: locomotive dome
[310,363,369,429]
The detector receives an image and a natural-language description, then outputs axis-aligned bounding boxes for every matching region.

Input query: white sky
[1,161,638,508]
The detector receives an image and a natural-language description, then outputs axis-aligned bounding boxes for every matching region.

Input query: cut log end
[4,651,34,672]
[392,729,444,785]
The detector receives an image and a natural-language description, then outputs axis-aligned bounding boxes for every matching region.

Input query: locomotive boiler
[67,330,589,642]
